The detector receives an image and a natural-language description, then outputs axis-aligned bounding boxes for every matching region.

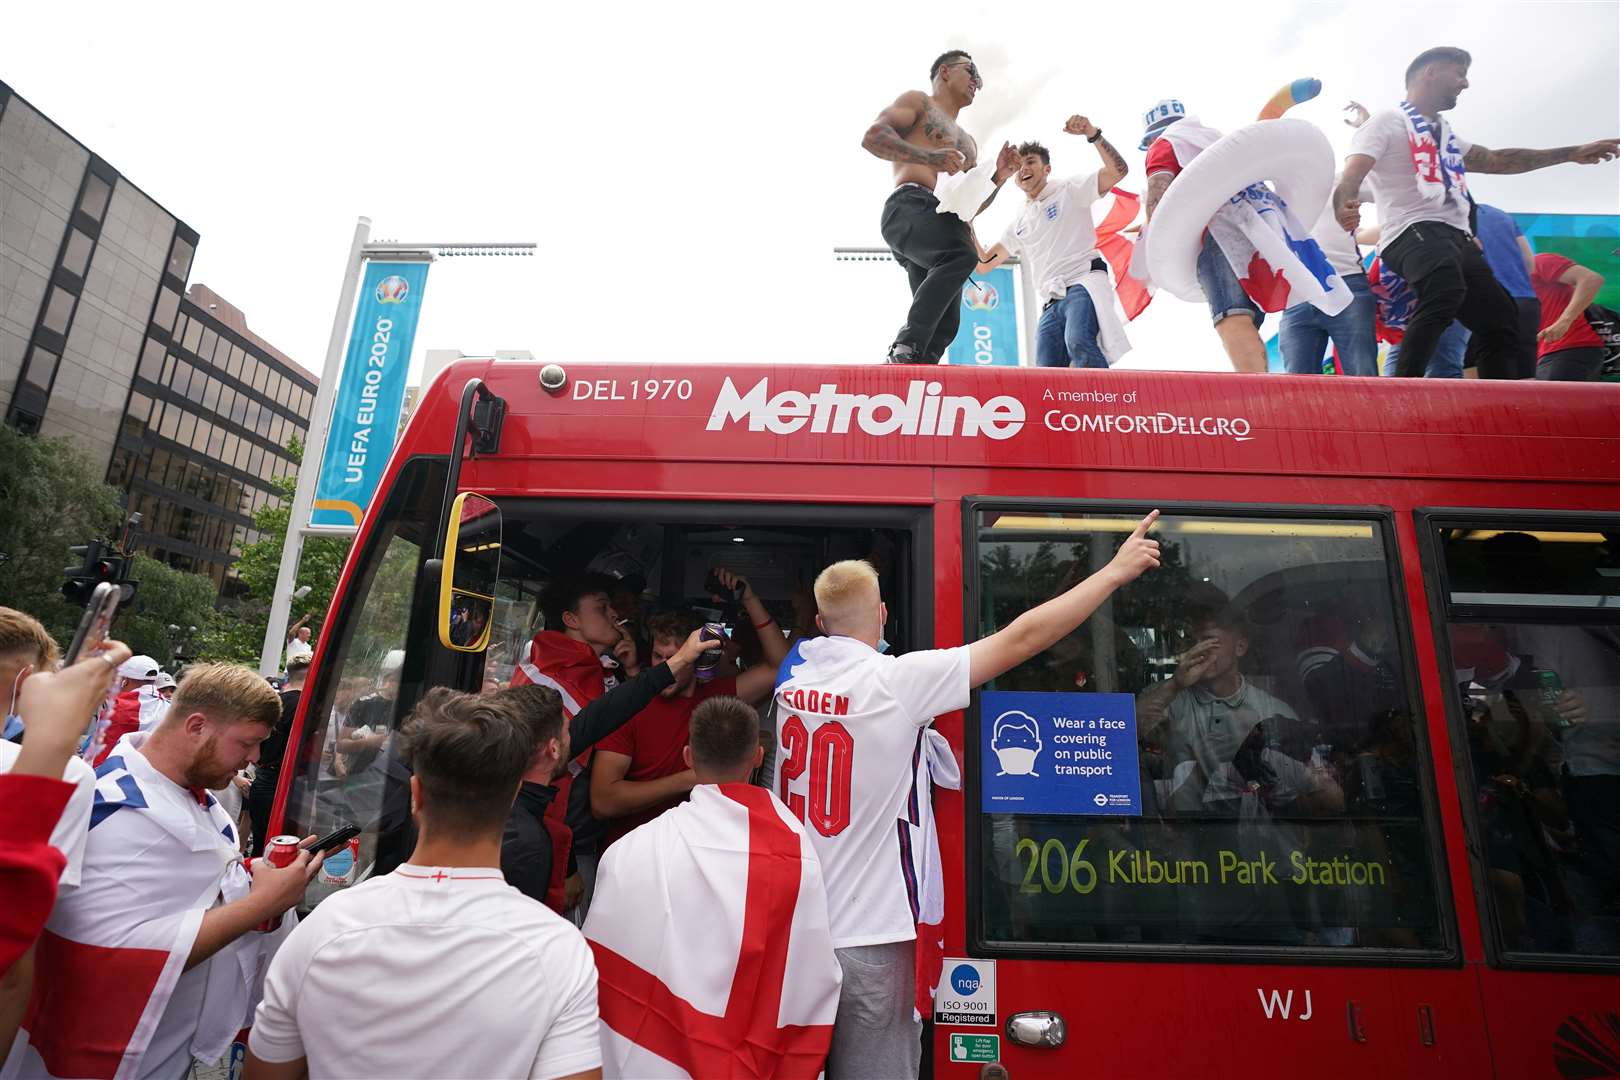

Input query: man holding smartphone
[10,663,322,1080]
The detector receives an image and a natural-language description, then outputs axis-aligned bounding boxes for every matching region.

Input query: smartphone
[305,823,360,854]
[65,582,121,667]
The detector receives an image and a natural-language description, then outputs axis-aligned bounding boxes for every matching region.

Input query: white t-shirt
[0,738,94,885]
[284,638,313,665]
[1309,203,1365,280]
[249,865,601,1079]
[1000,169,1105,301]
[773,636,971,948]
[1348,109,1473,246]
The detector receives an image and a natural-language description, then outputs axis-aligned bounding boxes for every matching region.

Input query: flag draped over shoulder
[6,735,288,1080]
[1160,118,1351,318]
[903,729,959,1022]
[1094,188,1154,321]
[583,783,841,1080]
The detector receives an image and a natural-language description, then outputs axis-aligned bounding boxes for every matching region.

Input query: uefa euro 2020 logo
[962,280,998,311]
[376,275,410,304]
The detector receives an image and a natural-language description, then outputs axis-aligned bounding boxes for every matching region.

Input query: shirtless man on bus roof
[863,50,1018,365]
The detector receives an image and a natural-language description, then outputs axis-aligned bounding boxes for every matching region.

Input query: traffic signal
[62,541,137,606]
[62,540,106,606]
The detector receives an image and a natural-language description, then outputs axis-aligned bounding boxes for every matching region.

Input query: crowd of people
[0,510,1161,1080]
[865,47,1618,379]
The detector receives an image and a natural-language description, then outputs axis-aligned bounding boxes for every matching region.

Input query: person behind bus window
[591,584,787,852]
[246,688,603,1080]
[1135,599,1304,795]
[510,573,624,921]
[776,513,1159,1080]
[499,627,720,914]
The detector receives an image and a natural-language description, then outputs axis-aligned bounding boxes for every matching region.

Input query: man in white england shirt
[976,115,1130,369]
[775,512,1162,1078]
[246,686,601,1080]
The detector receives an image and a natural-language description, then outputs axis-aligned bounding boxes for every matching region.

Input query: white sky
[4,1,1617,380]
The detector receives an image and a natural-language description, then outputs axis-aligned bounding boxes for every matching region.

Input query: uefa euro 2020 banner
[312,261,429,527]
[947,266,1020,366]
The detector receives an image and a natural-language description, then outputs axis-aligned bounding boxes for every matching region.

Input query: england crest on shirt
[1045,203,1060,221]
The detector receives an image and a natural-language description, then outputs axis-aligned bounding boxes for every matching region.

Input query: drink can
[254,835,303,932]
[694,623,727,683]
[318,836,360,887]
[1537,668,1563,704]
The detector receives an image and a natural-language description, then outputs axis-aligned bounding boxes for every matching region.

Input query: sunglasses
[946,60,982,88]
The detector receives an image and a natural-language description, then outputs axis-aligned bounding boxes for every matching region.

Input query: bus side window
[1435,523,1620,960]
[974,509,1447,952]
[280,458,444,907]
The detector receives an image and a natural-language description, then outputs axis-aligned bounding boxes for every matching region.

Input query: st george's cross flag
[583,784,841,1079]
[5,733,291,1080]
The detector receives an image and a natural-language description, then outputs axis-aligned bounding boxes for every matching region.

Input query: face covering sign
[981,691,1141,815]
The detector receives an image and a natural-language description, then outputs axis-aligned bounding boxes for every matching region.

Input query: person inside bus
[499,626,721,914]
[1135,597,1306,800]
[510,573,627,921]
[590,586,786,852]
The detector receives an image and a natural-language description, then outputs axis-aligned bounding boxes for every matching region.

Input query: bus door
[1421,514,1620,1079]
[955,503,1491,1079]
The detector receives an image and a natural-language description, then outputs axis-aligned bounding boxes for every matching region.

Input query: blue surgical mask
[5,665,30,742]
[877,637,891,655]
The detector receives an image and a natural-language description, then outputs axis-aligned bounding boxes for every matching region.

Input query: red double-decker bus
[271,361,1620,1079]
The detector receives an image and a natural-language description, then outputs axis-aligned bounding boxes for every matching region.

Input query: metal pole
[258,216,370,675]
[1018,257,1039,367]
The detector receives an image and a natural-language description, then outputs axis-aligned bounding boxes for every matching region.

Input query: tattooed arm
[1063,116,1128,192]
[1463,139,1620,174]
[862,91,963,170]
[1143,171,1173,224]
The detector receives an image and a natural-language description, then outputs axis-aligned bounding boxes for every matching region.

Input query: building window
[61,227,94,278]
[199,327,217,362]
[202,377,221,412]
[171,361,192,398]
[173,314,189,343]
[78,173,112,222]
[226,344,244,379]
[167,236,195,280]
[152,286,180,332]
[40,286,76,336]
[183,319,202,354]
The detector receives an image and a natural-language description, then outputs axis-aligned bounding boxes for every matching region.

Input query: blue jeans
[1036,283,1108,368]
[1279,273,1378,375]
[1197,232,1262,326]
[1384,319,1469,377]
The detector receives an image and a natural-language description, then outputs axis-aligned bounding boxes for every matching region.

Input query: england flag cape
[583,783,841,1079]
[5,732,290,1080]
[904,728,959,1022]
[1162,118,1352,317]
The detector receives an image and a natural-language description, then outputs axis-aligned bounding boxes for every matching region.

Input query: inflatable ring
[1258,77,1322,121]
[1144,118,1336,304]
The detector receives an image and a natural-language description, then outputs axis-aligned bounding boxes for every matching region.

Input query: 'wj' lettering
[1257,988,1313,1021]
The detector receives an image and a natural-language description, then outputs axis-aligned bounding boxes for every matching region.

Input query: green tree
[199,436,349,666]
[118,555,219,663]
[0,425,124,644]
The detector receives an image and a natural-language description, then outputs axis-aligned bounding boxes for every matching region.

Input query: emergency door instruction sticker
[948,1034,1001,1064]
[981,691,1141,815]
[934,959,996,1027]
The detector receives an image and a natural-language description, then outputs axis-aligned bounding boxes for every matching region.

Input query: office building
[108,285,317,592]
[2,81,315,593]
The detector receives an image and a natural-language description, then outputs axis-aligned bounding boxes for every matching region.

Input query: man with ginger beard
[11,663,321,1080]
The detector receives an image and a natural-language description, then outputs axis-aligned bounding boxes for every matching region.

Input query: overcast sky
[5,1,1617,380]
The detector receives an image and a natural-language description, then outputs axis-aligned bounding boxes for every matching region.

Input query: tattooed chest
[918,105,973,155]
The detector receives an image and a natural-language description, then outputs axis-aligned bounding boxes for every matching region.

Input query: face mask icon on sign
[991,710,1042,777]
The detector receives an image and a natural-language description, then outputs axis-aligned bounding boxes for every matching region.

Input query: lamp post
[256,219,535,675]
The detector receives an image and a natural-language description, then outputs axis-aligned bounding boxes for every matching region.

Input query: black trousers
[248,769,277,856]
[1464,296,1540,379]
[881,185,977,363]
[1382,222,1522,378]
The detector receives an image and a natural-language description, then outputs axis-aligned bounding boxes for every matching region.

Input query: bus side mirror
[438,492,501,653]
